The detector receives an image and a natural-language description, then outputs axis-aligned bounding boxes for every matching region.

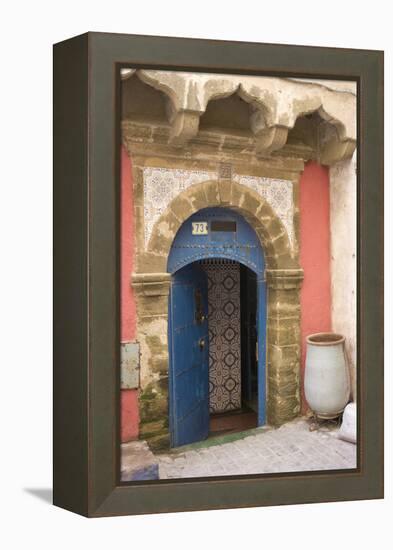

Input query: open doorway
[168,207,266,448]
[199,259,258,437]
[169,257,260,447]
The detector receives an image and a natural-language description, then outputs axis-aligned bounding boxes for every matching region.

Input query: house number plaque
[192,221,208,235]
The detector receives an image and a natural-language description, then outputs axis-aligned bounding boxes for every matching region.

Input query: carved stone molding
[266,268,304,289]
[132,272,171,296]
[122,70,357,163]
[250,109,289,156]
[320,138,356,165]
[255,126,289,157]
[168,110,200,146]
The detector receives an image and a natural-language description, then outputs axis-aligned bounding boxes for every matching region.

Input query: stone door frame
[132,179,303,450]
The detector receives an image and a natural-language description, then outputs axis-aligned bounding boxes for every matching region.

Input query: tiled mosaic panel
[234,174,294,248]
[202,261,241,413]
[143,167,213,246]
[142,167,294,250]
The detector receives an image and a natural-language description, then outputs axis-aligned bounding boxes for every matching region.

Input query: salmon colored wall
[121,390,139,442]
[299,161,332,412]
[121,145,139,442]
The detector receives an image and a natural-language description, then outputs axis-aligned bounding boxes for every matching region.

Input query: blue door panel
[169,263,209,447]
[167,208,264,274]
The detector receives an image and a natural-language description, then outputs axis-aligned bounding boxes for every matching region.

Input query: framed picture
[53,32,383,517]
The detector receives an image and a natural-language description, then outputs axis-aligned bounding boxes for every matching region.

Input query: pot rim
[306,332,345,346]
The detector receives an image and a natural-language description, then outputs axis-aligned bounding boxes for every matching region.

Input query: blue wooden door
[169,263,209,447]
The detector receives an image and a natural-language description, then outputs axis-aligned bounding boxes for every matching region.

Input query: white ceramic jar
[305,333,350,419]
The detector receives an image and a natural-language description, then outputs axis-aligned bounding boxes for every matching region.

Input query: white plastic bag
[338,402,357,444]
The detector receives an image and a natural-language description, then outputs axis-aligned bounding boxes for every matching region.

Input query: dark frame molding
[53,32,384,517]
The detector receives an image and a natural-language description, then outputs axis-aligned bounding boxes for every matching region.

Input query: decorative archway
[132,180,303,450]
[167,207,267,447]
[147,179,296,270]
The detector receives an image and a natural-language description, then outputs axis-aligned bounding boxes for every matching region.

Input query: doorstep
[158,424,271,455]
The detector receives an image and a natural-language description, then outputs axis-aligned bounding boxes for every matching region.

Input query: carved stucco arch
[147,179,297,272]
[133,179,304,449]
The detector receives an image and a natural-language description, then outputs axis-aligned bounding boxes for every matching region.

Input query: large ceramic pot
[305,333,350,420]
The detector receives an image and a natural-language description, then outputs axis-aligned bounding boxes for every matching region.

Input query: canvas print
[118,69,357,482]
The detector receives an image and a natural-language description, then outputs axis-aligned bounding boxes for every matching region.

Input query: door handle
[199,338,206,350]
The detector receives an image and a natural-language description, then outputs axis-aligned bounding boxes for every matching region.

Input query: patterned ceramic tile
[202,261,241,413]
[143,167,216,246]
[142,167,295,250]
[233,174,294,248]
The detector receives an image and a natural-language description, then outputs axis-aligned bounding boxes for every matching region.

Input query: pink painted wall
[121,390,139,442]
[120,145,139,442]
[299,161,332,412]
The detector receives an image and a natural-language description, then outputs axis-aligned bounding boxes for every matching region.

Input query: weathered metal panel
[120,342,140,389]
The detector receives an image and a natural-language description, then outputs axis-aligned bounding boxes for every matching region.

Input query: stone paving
[157,418,357,479]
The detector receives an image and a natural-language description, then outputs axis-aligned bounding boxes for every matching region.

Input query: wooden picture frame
[53,32,384,517]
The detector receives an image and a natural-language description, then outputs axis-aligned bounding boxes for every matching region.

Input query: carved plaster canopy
[121,69,356,165]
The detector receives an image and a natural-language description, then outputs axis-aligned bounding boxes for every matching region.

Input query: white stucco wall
[289,78,357,95]
[329,152,357,400]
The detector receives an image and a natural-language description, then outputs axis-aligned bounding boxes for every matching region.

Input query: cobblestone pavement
[158,418,357,479]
